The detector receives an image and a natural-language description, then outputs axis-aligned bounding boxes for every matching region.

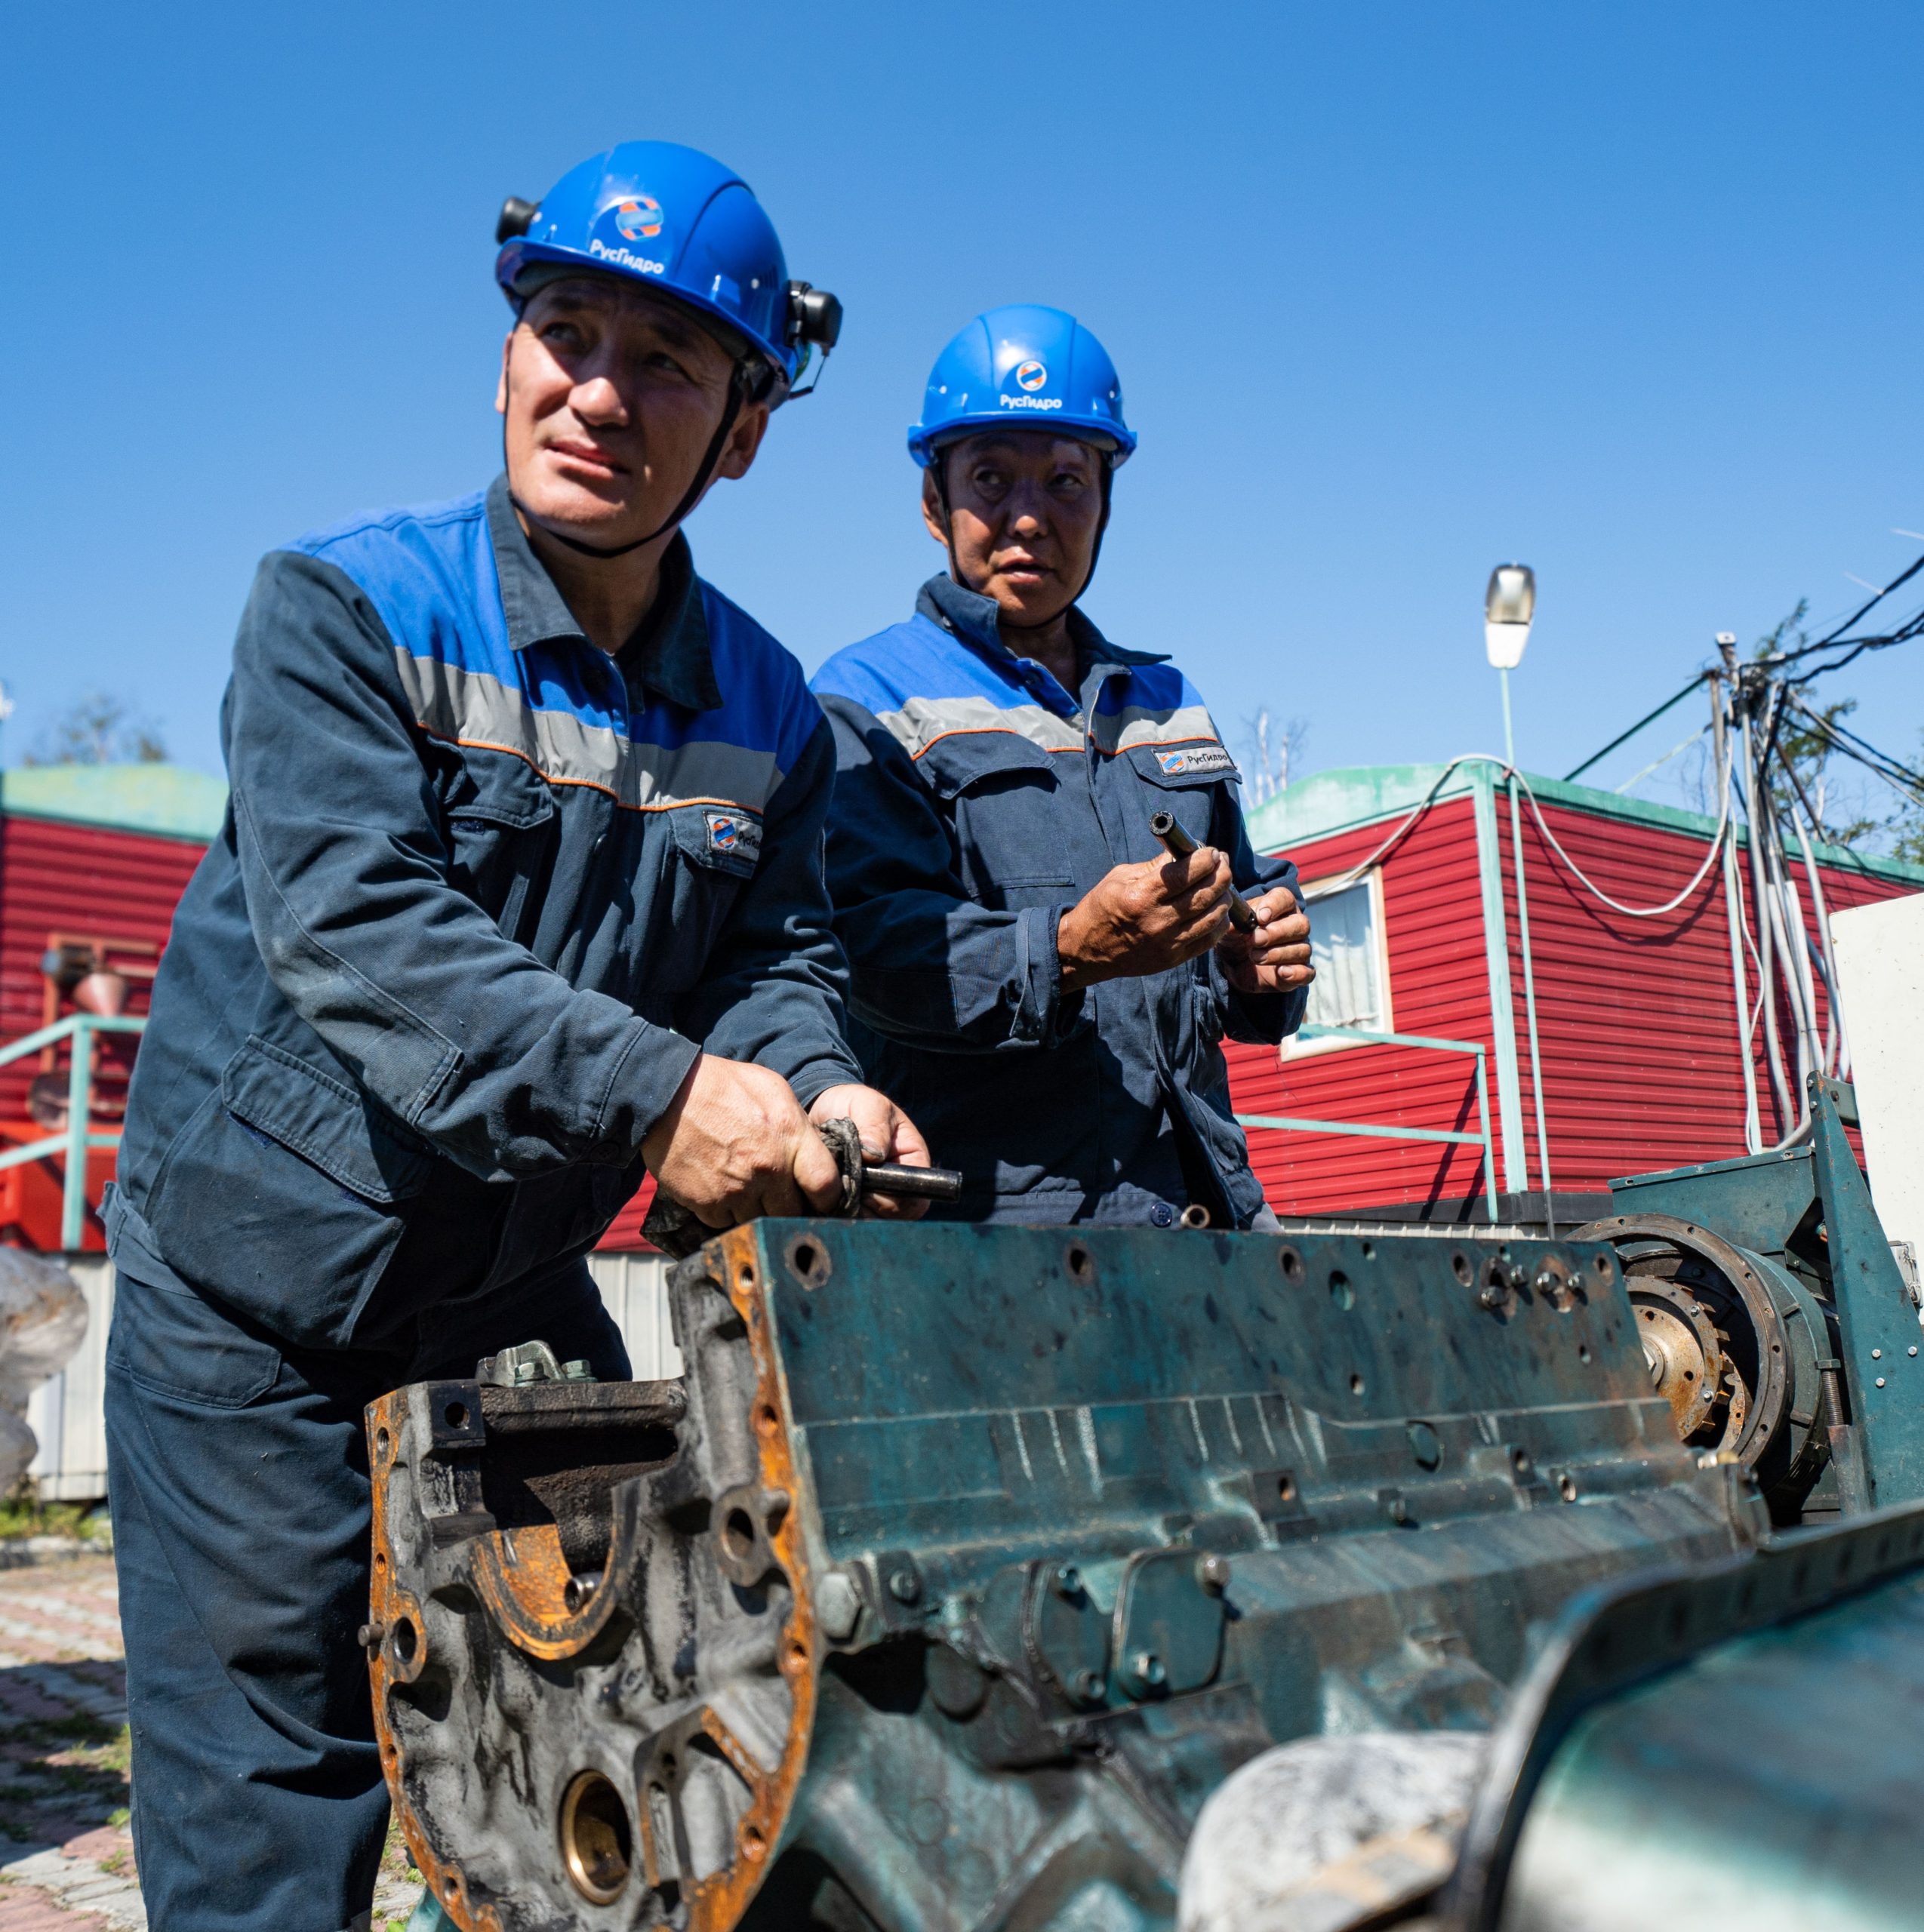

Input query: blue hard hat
[907,305,1137,469]
[495,141,839,392]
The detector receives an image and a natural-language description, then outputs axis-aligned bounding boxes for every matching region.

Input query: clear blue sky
[5,2,1921,829]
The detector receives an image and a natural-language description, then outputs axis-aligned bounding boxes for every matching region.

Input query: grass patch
[0,1482,111,1546]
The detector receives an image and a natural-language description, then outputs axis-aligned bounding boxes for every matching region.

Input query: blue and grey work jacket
[811,575,1305,1229]
[109,477,862,1349]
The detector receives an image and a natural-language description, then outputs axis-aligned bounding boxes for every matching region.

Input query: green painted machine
[366,1076,1924,1931]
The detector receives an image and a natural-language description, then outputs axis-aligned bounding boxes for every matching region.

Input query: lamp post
[1484,563,1535,770]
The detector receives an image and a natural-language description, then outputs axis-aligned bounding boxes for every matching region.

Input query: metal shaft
[1148,811,1258,933]
[862,1161,964,1201]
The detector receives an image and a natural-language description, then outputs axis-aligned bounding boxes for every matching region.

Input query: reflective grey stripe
[394,652,786,811]
[1097,701,1221,755]
[873,694,1085,760]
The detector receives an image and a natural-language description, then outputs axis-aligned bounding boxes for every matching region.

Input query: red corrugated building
[0,767,223,1250]
[5,758,1916,1251]
[1227,761,1923,1224]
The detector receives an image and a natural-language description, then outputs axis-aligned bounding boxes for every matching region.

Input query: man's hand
[642,1054,843,1232]
[1219,886,1316,995]
[809,1084,934,1221]
[1057,847,1236,990]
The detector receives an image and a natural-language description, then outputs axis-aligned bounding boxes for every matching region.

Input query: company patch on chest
[1153,744,1236,777]
[703,810,763,862]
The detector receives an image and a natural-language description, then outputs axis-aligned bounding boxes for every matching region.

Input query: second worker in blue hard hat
[811,307,1314,1229]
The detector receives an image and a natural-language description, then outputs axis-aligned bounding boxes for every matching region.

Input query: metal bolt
[1131,1651,1167,1690]
[1196,1553,1232,1595]
[357,1622,385,1650]
[817,1570,861,1641]
[1073,1669,1106,1703]
[1910,1347,1918,1358]
[562,1358,593,1381]
[513,1361,540,1386]
[888,1566,922,1605]
[1477,1284,1506,1311]
[1876,1377,1887,1389]
[1049,1562,1082,1599]
[1873,1348,1882,1360]
[1387,1495,1410,1525]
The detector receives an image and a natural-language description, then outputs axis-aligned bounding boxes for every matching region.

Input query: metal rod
[1236,1115,1488,1148]
[62,1017,90,1252]
[1148,812,1256,933]
[1712,681,1762,1153]
[862,1162,963,1201]
[1500,667,1515,771]
[0,1011,145,1070]
[1507,774,1553,1236]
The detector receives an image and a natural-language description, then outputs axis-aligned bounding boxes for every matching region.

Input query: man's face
[497,275,770,546]
[923,431,1106,627]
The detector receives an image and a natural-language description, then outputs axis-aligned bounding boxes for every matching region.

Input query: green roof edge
[0,764,229,844]
[1245,761,1924,888]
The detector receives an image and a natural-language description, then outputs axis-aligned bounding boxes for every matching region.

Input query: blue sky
[4,2,1921,829]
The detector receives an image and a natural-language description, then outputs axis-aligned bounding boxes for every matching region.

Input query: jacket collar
[915,574,1169,697]
[486,475,722,712]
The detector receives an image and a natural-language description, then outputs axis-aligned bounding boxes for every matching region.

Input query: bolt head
[1131,1651,1168,1690]
[888,1566,922,1605]
[817,1570,862,1641]
[1196,1553,1232,1595]
[1073,1668,1105,1703]
[1050,1562,1082,1599]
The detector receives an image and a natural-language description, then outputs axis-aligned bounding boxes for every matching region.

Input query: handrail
[0,1013,146,1250]
[1236,1021,1501,1222]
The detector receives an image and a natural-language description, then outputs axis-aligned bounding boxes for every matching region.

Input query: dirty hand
[1219,886,1316,995]
[808,1084,934,1221]
[1057,846,1236,989]
[642,1054,844,1230]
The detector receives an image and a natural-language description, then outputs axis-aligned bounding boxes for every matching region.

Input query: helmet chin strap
[509,361,757,561]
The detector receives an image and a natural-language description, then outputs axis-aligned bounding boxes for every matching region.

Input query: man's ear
[495,330,515,417]
[713,399,773,483]
[920,466,950,547]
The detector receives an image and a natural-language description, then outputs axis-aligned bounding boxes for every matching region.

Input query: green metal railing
[0,1014,145,1251]
[1235,1021,1501,1221]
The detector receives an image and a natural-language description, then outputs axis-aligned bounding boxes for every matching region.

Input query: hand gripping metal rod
[1149,811,1258,934]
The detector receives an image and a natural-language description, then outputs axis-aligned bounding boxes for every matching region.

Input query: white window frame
[1281,865,1394,1059]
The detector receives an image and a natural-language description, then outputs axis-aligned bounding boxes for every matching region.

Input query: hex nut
[1196,1553,1232,1595]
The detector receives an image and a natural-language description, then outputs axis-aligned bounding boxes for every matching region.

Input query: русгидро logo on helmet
[615,196,664,241]
[1014,360,1048,392]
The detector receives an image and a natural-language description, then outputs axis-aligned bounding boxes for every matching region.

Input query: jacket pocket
[1128,740,1239,845]
[141,1041,439,1349]
[668,803,762,881]
[221,1035,439,1203]
[106,1261,285,1409]
[444,749,559,941]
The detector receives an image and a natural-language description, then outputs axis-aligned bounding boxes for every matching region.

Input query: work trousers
[104,1256,630,1932]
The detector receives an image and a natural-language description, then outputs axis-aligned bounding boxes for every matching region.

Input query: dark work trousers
[104,1256,631,1932]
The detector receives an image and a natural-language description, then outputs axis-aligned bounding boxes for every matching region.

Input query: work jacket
[811,575,1305,1229]
[110,476,861,1349]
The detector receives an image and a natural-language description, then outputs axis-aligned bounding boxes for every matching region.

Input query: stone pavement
[0,1552,424,1931]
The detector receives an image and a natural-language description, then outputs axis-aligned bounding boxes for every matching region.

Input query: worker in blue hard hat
[812,306,1313,1229]
[103,141,925,1930]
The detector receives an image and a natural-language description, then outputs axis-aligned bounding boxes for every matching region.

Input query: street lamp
[1484,564,1535,768]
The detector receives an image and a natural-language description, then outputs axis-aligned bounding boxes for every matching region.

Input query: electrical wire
[1563,674,1710,783]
